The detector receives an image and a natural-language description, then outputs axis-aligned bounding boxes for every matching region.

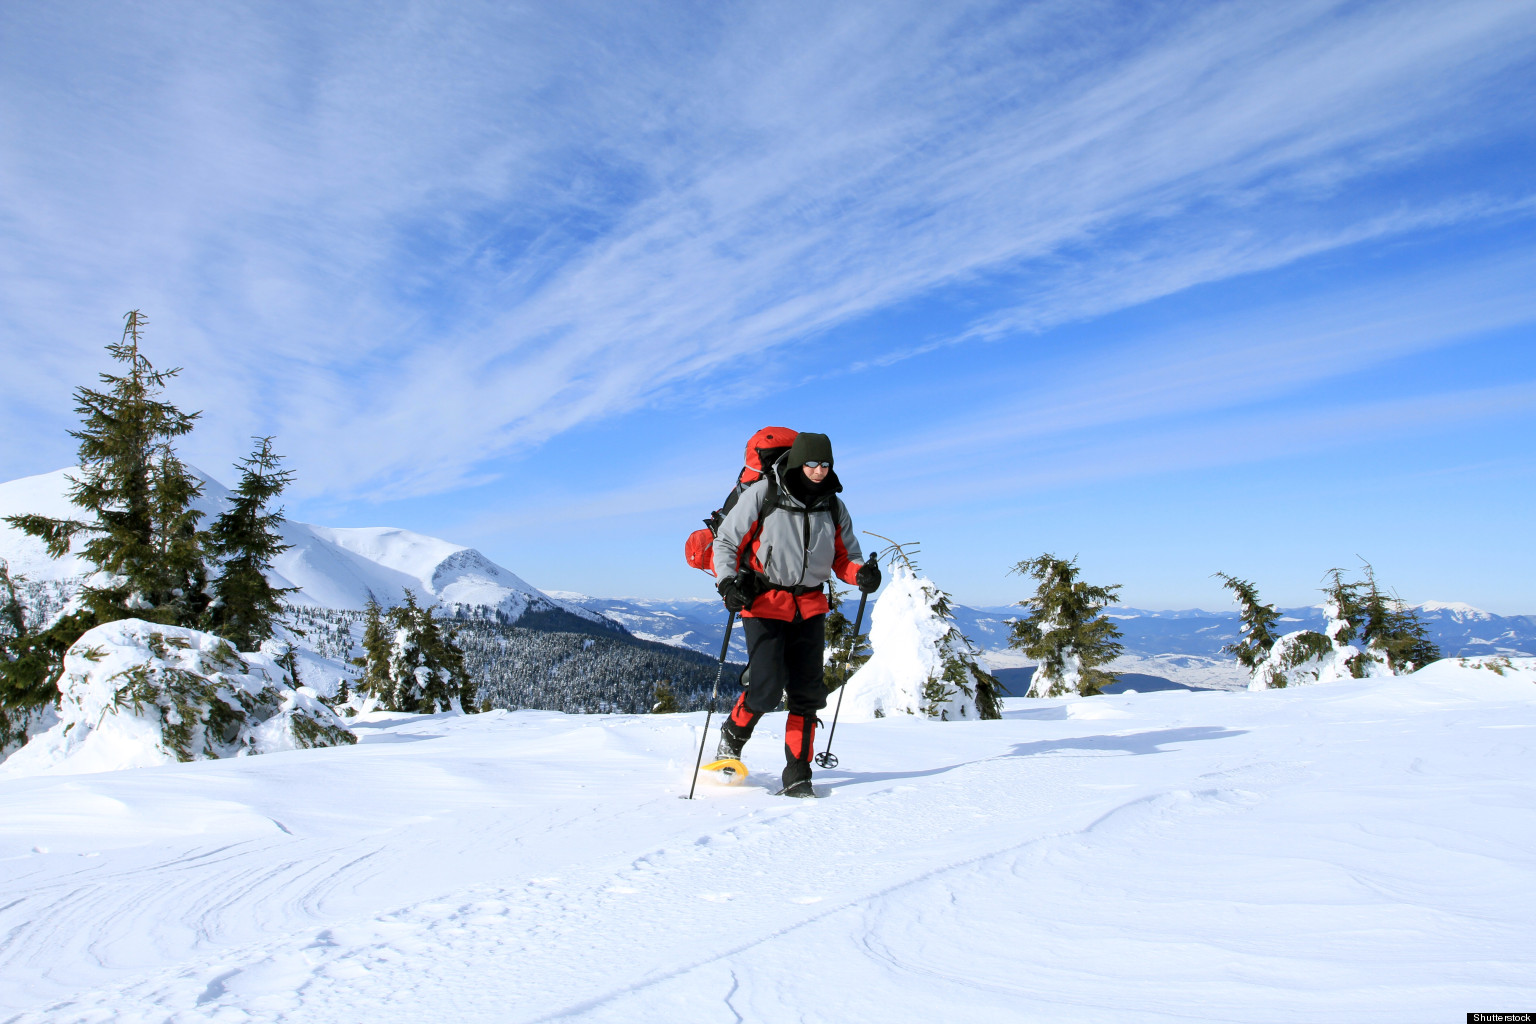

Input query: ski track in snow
[3,667,1536,1022]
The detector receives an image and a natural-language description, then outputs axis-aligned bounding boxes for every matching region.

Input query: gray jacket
[713,464,864,596]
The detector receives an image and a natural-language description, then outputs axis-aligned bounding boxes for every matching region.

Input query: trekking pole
[687,609,738,800]
[816,554,875,770]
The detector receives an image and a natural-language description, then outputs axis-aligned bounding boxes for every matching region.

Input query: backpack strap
[735,475,779,576]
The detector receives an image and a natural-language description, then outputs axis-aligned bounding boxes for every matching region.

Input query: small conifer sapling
[651,679,680,713]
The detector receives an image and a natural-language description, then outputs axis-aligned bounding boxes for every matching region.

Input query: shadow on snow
[818,726,1247,790]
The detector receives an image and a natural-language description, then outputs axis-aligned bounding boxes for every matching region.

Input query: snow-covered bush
[1224,565,1441,691]
[838,562,998,721]
[1,618,353,775]
[1257,586,1392,689]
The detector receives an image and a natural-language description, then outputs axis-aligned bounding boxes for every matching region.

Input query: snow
[1104,653,1247,690]
[1,658,1533,1021]
[0,467,609,629]
[1416,600,1493,620]
[0,468,91,579]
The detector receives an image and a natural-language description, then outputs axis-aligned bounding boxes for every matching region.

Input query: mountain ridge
[0,467,622,635]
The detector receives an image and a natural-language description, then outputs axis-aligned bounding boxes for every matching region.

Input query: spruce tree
[1009,553,1123,697]
[205,437,297,650]
[1227,562,1440,689]
[150,446,211,627]
[1215,572,1284,688]
[1322,568,1364,652]
[402,593,471,711]
[1356,563,1441,673]
[922,574,1004,720]
[357,591,478,714]
[354,597,394,706]
[5,311,207,630]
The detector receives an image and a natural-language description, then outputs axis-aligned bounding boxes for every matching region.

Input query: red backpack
[684,426,798,575]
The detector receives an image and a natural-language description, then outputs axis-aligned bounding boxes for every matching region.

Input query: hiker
[712,432,881,796]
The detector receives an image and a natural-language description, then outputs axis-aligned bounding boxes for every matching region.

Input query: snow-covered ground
[3,659,1533,1022]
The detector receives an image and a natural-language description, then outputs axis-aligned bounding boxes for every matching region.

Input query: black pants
[742,614,827,716]
[722,614,825,787]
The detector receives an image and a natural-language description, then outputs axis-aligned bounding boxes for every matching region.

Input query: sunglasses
[802,461,831,469]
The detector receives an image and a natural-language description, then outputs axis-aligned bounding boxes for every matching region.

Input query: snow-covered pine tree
[1357,563,1441,673]
[205,436,297,651]
[4,311,208,632]
[1214,572,1284,689]
[916,565,1003,720]
[1215,571,1331,690]
[822,578,872,692]
[1321,567,1365,674]
[1009,554,1123,697]
[3,619,355,771]
[355,596,392,691]
[839,538,1001,720]
[1237,563,1440,689]
[368,591,478,714]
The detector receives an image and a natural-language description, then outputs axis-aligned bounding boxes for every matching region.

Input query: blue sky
[2,0,1534,612]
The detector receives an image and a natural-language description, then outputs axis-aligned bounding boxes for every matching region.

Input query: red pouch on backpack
[685,527,716,573]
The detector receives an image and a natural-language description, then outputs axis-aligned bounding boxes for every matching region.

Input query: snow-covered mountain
[0,468,621,634]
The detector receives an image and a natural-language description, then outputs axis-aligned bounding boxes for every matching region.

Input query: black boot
[780,712,818,797]
[716,718,749,760]
[780,758,816,797]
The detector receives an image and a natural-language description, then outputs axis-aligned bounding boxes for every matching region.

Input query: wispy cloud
[2,0,1534,498]
[865,247,1536,476]
[889,378,1536,513]
[472,251,1536,527]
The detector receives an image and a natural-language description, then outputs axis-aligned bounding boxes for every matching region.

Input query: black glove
[717,574,748,612]
[856,559,881,594]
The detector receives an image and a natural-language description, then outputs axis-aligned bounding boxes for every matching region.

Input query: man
[712,431,881,797]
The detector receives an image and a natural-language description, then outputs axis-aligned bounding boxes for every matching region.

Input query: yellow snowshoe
[700,758,749,784]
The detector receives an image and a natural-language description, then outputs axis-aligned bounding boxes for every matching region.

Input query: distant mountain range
[552,592,1536,668]
[0,468,618,635]
[6,467,1529,675]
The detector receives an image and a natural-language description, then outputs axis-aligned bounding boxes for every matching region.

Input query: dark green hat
[786,432,833,468]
